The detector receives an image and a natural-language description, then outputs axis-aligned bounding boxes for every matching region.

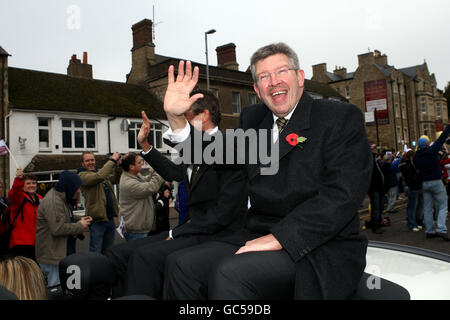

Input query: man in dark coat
[367,144,386,233]
[103,89,248,299]
[161,43,372,300]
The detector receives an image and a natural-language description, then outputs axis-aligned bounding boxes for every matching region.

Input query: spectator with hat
[414,125,450,241]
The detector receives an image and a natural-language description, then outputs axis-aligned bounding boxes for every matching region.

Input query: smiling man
[78,152,121,254]
[163,42,373,300]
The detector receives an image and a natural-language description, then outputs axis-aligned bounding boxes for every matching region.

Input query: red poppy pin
[286,133,307,148]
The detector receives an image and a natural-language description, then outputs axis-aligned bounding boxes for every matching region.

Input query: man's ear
[202,109,211,124]
[253,83,261,99]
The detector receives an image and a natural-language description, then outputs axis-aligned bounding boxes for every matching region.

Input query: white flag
[0,140,9,156]
[116,216,127,238]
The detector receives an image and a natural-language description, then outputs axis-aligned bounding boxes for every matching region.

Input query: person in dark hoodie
[35,171,92,287]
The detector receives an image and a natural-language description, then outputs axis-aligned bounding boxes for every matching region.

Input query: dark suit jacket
[236,93,372,299]
[142,143,248,239]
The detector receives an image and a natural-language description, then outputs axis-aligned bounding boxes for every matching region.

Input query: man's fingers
[168,65,175,84]
[176,60,185,82]
[192,65,199,84]
[141,110,150,125]
[235,246,249,255]
[185,60,192,80]
[189,93,204,106]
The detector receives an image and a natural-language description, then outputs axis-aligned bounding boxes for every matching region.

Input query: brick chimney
[67,52,93,79]
[128,19,155,85]
[311,63,329,83]
[358,52,375,67]
[374,50,388,66]
[333,66,347,78]
[216,43,239,70]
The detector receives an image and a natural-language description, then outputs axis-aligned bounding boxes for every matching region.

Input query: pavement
[77,199,450,256]
[359,196,450,255]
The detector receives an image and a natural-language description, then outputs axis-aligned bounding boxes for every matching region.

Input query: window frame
[232,91,241,114]
[61,119,97,151]
[38,117,51,151]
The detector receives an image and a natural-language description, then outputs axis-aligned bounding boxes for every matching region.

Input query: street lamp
[205,29,216,90]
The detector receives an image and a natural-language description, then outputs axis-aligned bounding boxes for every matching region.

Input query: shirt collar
[271,101,299,123]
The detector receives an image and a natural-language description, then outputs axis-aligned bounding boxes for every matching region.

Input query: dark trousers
[163,241,295,300]
[368,191,384,230]
[105,232,203,298]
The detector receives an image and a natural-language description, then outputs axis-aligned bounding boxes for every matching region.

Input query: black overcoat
[229,92,373,299]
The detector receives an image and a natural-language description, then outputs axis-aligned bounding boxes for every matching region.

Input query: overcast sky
[1,0,449,90]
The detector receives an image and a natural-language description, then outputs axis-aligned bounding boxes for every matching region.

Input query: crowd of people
[0,41,448,300]
[0,151,180,298]
[367,127,450,241]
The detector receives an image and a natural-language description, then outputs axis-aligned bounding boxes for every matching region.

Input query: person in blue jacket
[414,125,450,241]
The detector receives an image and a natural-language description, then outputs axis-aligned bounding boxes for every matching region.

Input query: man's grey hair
[250,42,300,83]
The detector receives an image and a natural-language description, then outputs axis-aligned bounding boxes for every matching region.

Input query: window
[232,92,241,114]
[248,93,257,105]
[394,103,399,118]
[403,128,408,143]
[345,86,350,98]
[62,119,96,150]
[128,122,163,150]
[437,103,442,118]
[402,105,407,119]
[421,97,427,113]
[38,118,51,150]
[423,124,429,137]
[397,127,401,143]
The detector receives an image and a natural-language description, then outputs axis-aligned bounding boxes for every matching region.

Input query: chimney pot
[131,19,154,49]
[216,43,239,70]
[83,52,88,64]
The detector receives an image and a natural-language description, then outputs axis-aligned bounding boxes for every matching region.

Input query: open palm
[164,60,204,116]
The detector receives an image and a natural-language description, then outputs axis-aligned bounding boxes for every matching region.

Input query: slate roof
[23,154,111,173]
[399,65,423,79]
[0,46,10,56]
[325,71,355,83]
[374,64,392,77]
[8,67,166,119]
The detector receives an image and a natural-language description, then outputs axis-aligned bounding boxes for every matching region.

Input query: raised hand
[137,111,152,152]
[164,60,204,116]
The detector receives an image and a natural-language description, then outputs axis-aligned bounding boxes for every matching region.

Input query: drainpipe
[390,79,398,149]
[107,116,116,154]
[398,80,405,147]
[4,110,12,189]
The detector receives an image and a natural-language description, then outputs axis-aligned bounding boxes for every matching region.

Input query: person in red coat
[7,168,42,260]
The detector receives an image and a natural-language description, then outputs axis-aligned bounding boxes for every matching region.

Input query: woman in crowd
[7,168,42,260]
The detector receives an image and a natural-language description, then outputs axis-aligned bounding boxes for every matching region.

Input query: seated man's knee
[59,252,116,300]
[208,256,247,299]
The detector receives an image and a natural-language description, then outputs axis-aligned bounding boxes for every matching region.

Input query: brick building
[312,50,448,151]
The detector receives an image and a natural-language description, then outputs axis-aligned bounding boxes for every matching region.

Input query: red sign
[364,79,389,125]
[436,119,443,132]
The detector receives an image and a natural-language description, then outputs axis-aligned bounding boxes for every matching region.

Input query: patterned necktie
[276,117,288,133]
[190,164,199,185]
